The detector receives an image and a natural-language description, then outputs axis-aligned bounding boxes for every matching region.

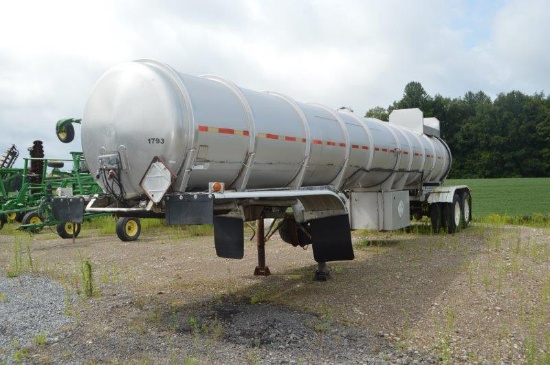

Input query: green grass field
[446,178,550,219]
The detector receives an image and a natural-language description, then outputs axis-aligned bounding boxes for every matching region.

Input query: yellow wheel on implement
[116,217,141,241]
[6,212,17,222]
[56,222,82,239]
[21,212,43,234]
[56,122,75,143]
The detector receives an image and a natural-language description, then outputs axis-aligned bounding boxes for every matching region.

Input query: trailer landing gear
[253,218,271,276]
[314,262,330,281]
[252,218,331,280]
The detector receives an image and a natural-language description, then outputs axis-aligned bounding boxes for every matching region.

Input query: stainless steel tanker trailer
[53,59,471,279]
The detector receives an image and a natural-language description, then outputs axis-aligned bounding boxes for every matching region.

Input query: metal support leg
[314,261,330,281]
[254,218,271,276]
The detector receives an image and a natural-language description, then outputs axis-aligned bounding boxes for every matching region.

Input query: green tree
[365,106,389,121]
[391,81,433,112]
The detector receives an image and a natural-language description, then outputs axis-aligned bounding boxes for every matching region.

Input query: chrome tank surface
[82,60,451,200]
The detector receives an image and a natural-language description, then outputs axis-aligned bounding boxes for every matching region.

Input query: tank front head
[81,60,189,200]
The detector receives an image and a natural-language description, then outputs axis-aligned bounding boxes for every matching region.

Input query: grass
[82,215,214,238]
[446,177,550,218]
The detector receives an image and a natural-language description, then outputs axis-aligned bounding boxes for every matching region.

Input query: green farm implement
[0,148,103,237]
[1,144,24,218]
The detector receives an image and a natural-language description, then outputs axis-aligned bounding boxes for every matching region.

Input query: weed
[246,348,261,364]
[33,332,47,346]
[313,310,333,333]
[79,253,94,297]
[100,265,121,284]
[0,292,6,303]
[188,316,201,345]
[438,334,452,365]
[249,287,273,305]
[12,348,29,364]
[7,237,23,277]
[25,241,33,272]
[183,356,201,365]
[483,272,491,290]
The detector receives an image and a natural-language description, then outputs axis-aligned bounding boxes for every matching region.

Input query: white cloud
[0,0,548,166]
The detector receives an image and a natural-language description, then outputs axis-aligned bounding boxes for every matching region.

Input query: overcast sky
[1,0,549,167]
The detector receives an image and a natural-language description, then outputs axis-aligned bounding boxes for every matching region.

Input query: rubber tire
[21,211,43,234]
[430,203,442,233]
[56,222,82,239]
[15,212,25,223]
[460,191,472,229]
[57,122,75,143]
[47,161,65,169]
[0,214,5,230]
[279,218,311,247]
[446,193,462,234]
[116,217,141,242]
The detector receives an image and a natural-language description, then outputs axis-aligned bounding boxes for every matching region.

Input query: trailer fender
[427,185,469,204]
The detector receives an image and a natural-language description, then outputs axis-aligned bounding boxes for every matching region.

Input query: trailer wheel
[56,122,75,143]
[460,191,472,228]
[279,217,311,247]
[446,194,462,234]
[21,212,43,234]
[430,204,442,233]
[116,217,141,241]
[0,214,5,230]
[56,222,81,239]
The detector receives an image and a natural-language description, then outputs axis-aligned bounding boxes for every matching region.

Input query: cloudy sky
[1,0,549,167]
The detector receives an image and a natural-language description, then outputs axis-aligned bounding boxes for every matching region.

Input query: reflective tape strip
[257,132,306,142]
[200,125,349,147]
[198,125,250,136]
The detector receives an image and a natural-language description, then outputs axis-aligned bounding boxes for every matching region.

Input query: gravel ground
[0,276,74,362]
[1,223,549,364]
[0,277,434,364]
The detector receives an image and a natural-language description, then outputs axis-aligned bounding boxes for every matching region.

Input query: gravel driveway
[1,224,549,364]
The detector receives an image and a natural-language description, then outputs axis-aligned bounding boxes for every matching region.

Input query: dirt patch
[1,223,549,363]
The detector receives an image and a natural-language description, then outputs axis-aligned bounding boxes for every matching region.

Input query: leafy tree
[391,81,433,112]
[364,106,389,121]
[365,82,550,178]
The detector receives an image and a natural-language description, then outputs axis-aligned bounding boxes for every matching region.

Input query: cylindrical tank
[82,60,451,200]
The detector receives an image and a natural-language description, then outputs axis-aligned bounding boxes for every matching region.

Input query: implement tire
[57,222,82,239]
[21,211,43,234]
[56,122,75,143]
[116,217,141,242]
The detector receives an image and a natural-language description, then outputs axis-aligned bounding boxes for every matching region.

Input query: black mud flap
[165,194,213,225]
[310,214,354,262]
[51,197,85,223]
[213,217,244,259]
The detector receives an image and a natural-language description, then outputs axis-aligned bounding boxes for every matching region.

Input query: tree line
[365,82,550,178]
